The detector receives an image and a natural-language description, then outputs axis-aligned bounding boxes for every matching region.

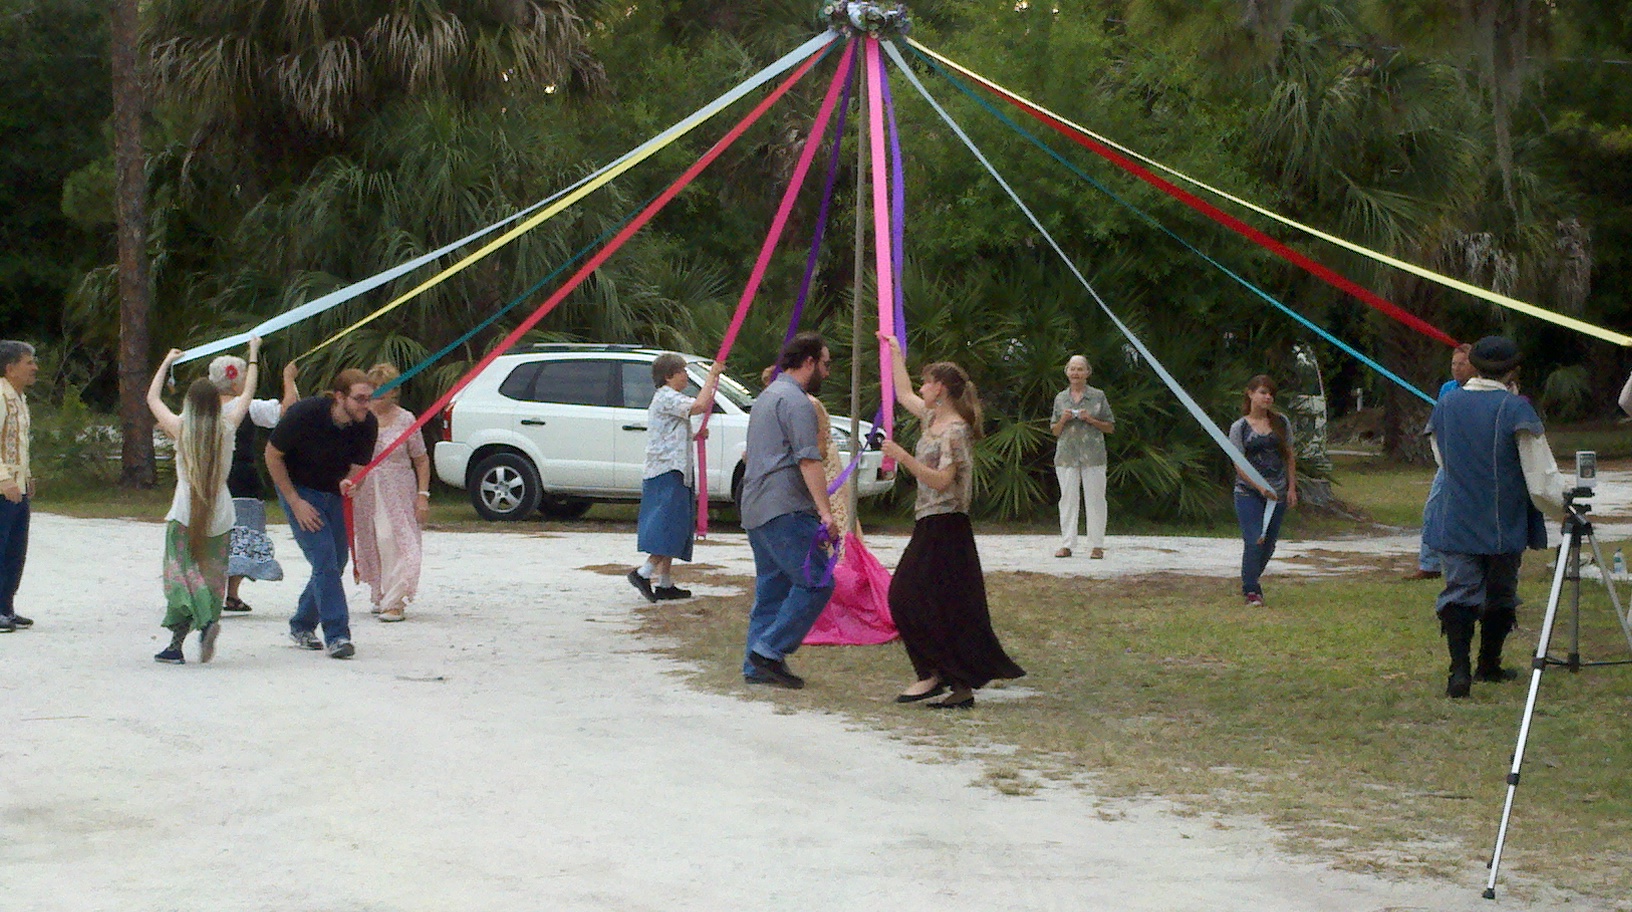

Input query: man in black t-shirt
[266,368,378,658]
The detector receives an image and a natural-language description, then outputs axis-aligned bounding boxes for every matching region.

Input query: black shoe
[5,613,31,628]
[154,646,185,664]
[895,684,947,704]
[653,585,692,600]
[290,630,323,650]
[0,616,14,633]
[1446,670,1472,698]
[627,569,657,603]
[746,652,805,689]
[222,597,252,612]
[929,694,975,710]
[326,638,355,659]
[1475,664,1520,683]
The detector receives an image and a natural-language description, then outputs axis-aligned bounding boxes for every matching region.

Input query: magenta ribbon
[695,40,859,536]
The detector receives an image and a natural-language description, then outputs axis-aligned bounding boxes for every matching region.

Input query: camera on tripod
[1565,450,1597,511]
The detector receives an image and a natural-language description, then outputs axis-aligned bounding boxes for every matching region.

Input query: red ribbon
[984,82,1458,347]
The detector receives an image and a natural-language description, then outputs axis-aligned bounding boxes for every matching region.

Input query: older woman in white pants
[1051,356,1115,559]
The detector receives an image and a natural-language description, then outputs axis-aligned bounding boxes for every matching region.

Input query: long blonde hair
[924,361,984,440]
[178,379,227,562]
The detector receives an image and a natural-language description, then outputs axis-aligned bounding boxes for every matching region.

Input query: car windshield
[685,362,755,411]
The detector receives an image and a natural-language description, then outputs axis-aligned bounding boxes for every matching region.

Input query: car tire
[539,496,593,520]
[469,452,542,521]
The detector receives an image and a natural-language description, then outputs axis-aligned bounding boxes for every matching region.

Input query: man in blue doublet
[1424,337,1566,698]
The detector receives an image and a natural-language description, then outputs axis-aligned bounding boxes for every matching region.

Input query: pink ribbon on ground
[865,38,897,463]
[694,40,858,537]
[350,42,830,486]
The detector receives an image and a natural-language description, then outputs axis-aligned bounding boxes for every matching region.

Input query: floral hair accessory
[224,364,239,380]
[821,1,910,37]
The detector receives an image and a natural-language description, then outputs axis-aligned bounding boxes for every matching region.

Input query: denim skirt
[636,470,695,562]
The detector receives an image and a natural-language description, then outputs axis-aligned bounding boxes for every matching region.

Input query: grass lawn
[636,558,1632,904]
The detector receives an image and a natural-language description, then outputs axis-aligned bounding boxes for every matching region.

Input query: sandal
[379,608,405,623]
[223,597,252,612]
[1090,548,1104,559]
[1054,548,1072,558]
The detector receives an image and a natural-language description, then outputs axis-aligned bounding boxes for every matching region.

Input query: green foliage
[1540,364,1593,422]
[25,342,120,485]
[0,0,111,333]
[19,0,1632,521]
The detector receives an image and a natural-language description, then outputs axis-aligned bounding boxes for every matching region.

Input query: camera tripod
[1484,489,1632,899]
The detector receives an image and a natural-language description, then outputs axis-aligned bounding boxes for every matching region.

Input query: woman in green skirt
[146,340,259,663]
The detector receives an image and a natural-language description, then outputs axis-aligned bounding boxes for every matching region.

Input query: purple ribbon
[880,57,909,347]
[802,522,842,588]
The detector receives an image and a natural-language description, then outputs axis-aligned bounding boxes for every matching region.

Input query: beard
[804,371,823,397]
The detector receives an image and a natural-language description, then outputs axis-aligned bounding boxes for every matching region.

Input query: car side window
[498,362,544,401]
[620,363,656,410]
[529,360,616,406]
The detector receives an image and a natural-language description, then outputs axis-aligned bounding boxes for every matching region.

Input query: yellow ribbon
[908,39,1631,348]
[300,32,839,359]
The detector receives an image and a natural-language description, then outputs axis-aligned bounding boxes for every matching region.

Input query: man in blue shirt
[1425,337,1566,698]
[1404,343,1474,580]
[738,332,839,688]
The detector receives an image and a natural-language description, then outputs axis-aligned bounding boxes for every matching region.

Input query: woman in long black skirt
[879,335,1025,709]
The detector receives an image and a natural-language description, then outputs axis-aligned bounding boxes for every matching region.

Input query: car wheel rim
[480,467,523,512]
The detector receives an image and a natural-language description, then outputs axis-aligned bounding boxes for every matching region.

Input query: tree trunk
[1381,277,1441,466]
[110,0,154,488]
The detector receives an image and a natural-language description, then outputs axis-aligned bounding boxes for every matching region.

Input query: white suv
[434,344,892,520]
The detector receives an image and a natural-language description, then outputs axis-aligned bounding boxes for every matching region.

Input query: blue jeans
[742,511,835,675]
[1417,468,1445,572]
[278,487,352,644]
[0,495,29,617]
[1235,492,1286,597]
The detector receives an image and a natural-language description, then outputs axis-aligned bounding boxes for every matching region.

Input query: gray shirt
[739,374,823,530]
[1052,386,1113,467]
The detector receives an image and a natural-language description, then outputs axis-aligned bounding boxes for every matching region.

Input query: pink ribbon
[865,38,896,467]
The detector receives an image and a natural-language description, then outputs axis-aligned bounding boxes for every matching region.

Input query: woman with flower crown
[205,352,301,612]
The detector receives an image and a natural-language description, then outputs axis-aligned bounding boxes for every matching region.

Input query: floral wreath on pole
[821,1,910,37]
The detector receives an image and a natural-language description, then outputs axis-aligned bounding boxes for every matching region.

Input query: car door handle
[622,424,647,432]
[520,419,547,426]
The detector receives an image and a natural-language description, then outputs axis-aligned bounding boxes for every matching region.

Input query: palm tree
[111,0,154,487]
[144,0,607,186]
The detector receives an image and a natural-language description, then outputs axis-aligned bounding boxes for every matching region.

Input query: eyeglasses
[346,393,373,403]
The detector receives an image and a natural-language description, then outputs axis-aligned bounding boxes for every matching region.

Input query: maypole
[824,2,911,532]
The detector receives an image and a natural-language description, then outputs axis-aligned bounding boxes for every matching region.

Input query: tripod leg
[1485,529,1574,899]
[1584,532,1632,657]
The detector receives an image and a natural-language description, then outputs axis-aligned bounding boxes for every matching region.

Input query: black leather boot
[1443,612,1476,698]
[1475,608,1519,683]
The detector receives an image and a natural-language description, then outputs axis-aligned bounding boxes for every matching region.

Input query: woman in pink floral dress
[352,363,430,622]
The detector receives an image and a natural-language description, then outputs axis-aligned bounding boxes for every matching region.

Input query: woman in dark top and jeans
[1228,375,1298,606]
